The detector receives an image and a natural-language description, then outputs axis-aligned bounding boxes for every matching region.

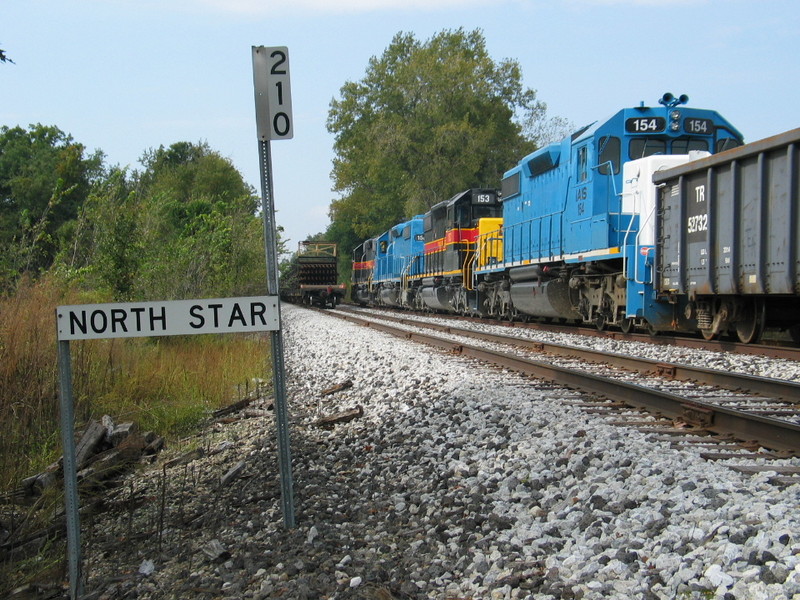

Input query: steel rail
[326,309,800,453]
[338,307,800,402]
[344,304,800,361]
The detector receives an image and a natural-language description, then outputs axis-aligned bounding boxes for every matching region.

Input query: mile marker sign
[252,46,294,141]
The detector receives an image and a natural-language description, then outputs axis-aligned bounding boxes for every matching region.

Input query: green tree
[131,142,265,300]
[0,124,103,287]
[326,28,545,243]
[59,167,141,299]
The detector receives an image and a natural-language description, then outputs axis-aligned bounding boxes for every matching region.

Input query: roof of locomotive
[505,97,744,179]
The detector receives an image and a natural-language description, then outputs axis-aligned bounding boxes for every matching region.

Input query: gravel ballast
[84,304,800,599]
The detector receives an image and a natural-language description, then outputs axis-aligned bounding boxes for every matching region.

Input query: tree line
[0,127,268,300]
[1,28,569,298]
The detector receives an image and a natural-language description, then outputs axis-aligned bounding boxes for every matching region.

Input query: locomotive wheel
[735,299,765,344]
[619,318,635,334]
[595,314,606,331]
[700,328,716,341]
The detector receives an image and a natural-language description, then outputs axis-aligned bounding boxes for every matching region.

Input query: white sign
[252,46,294,140]
[57,296,280,341]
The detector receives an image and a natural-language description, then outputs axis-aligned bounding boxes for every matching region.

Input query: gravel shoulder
[84,304,800,600]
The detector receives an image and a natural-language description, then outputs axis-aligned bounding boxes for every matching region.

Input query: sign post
[55,296,281,598]
[252,45,296,528]
[57,340,82,600]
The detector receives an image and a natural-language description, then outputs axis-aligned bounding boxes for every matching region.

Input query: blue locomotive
[474,93,743,332]
[353,95,800,342]
[351,189,502,311]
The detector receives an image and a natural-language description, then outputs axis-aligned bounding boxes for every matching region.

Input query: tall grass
[0,275,271,493]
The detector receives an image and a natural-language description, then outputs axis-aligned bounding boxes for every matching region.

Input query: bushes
[0,275,270,494]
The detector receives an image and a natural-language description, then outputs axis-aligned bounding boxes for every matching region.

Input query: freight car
[281,241,345,308]
[653,128,800,342]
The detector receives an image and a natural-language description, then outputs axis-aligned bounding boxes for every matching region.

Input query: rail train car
[653,128,800,342]
[351,238,376,306]
[352,96,800,342]
[281,241,345,308]
[372,215,426,307]
[473,94,744,330]
[417,188,502,313]
[351,189,501,311]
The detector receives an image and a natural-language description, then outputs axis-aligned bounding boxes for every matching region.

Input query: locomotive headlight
[670,122,680,131]
[670,110,681,121]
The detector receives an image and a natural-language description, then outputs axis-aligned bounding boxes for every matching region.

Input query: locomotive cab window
[577,146,589,182]
[597,136,620,175]
[473,204,498,220]
[501,172,521,198]
[671,137,708,154]
[629,138,666,159]
[453,203,470,228]
[430,205,447,240]
[716,138,742,153]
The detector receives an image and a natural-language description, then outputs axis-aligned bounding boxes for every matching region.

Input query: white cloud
[566,0,704,4]
[193,0,500,16]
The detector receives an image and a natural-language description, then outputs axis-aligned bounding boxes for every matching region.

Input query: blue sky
[2,0,798,253]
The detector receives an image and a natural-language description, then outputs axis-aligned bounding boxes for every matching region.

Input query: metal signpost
[55,46,297,598]
[55,296,281,598]
[251,45,296,528]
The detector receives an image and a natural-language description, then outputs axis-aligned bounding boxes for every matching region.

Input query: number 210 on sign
[252,46,294,141]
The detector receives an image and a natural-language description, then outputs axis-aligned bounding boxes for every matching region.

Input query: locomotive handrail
[620,173,640,283]
[461,251,474,291]
[400,256,417,291]
[466,244,479,290]
[633,187,656,285]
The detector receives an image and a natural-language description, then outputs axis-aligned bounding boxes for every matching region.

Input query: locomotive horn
[659,93,675,106]
[678,94,689,105]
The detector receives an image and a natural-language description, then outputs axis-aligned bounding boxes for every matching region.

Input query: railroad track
[342,303,800,361]
[318,306,800,485]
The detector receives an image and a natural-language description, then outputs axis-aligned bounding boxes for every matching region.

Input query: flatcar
[281,241,345,308]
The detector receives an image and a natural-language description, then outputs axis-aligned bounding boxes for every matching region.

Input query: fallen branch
[321,380,353,396]
[313,406,364,429]
[212,397,253,419]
